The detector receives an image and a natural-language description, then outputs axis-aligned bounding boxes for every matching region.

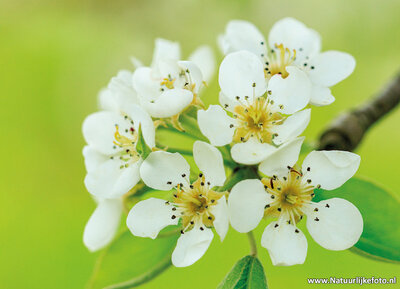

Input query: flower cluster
[82,18,362,268]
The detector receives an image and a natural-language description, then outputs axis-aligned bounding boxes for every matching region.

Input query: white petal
[108,70,140,108]
[151,38,181,68]
[126,104,155,148]
[259,137,304,178]
[219,91,237,112]
[172,226,214,267]
[84,158,142,198]
[141,89,193,118]
[308,51,356,87]
[98,88,118,111]
[197,105,235,146]
[82,146,108,174]
[178,61,203,94]
[132,67,161,101]
[302,151,360,190]
[219,51,267,101]
[127,198,179,239]
[268,66,311,114]
[268,17,321,63]
[310,85,335,106]
[231,138,277,165]
[83,198,123,252]
[221,20,267,56]
[272,109,311,146]
[261,222,307,266]
[130,56,143,69]
[193,141,226,187]
[306,198,363,251]
[189,45,216,83]
[82,111,126,155]
[209,195,229,241]
[228,179,268,233]
[140,151,190,191]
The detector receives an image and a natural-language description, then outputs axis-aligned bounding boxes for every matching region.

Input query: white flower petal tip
[210,195,229,241]
[189,45,216,83]
[310,85,335,106]
[197,105,235,147]
[306,198,363,251]
[259,136,305,178]
[261,222,308,266]
[219,51,266,101]
[308,51,356,87]
[231,139,276,165]
[171,226,214,267]
[127,198,179,239]
[140,151,190,191]
[272,109,311,146]
[221,20,266,56]
[193,141,226,187]
[302,150,361,190]
[83,199,123,252]
[152,38,181,67]
[268,66,311,114]
[228,179,268,233]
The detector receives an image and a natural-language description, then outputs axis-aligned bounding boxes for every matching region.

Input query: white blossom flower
[83,197,123,252]
[219,18,356,106]
[228,141,363,266]
[132,38,215,118]
[127,141,229,267]
[198,50,311,165]
[82,105,155,198]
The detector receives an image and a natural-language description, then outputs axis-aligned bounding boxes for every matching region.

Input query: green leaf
[135,124,152,160]
[87,231,178,289]
[217,255,268,289]
[313,177,400,264]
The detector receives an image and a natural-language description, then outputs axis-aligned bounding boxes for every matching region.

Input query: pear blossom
[82,104,155,199]
[228,138,363,266]
[132,38,215,118]
[127,141,229,267]
[198,50,311,165]
[219,18,356,106]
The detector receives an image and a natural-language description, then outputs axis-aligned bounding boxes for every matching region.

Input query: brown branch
[318,71,400,151]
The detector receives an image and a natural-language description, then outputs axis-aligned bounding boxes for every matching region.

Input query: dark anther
[173,194,177,198]
[200,227,204,231]
[314,208,318,212]
[199,173,203,177]
[229,124,234,128]
[264,204,270,209]
[260,41,264,45]
[314,217,319,221]
[252,82,256,87]
[283,177,287,181]
[307,179,312,183]
[171,215,176,219]
[303,63,307,66]
[307,167,311,171]
[201,182,205,186]
[277,208,282,212]
[295,229,300,233]
[325,204,330,208]
[264,185,268,189]
[274,223,279,228]
[207,182,211,186]
[311,193,315,197]
[190,221,194,225]
[180,230,184,234]
[287,166,292,170]
[190,185,194,189]
[271,195,275,199]
[208,216,212,220]
[236,96,240,100]
[182,174,186,177]
[172,207,177,211]
[211,199,215,203]
[165,201,170,205]
[311,66,315,69]
[167,181,172,185]
[288,220,291,224]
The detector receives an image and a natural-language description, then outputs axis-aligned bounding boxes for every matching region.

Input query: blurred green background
[1,0,400,288]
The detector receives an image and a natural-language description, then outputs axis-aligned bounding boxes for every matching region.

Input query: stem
[247,231,258,256]
[319,71,400,151]
[103,255,172,289]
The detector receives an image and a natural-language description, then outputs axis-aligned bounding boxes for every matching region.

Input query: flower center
[262,167,314,224]
[171,175,224,232]
[232,97,284,143]
[263,44,296,79]
[160,75,176,89]
[112,117,141,169]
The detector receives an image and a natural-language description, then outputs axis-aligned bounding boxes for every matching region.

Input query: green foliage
[314,177,400,263]
[217,255,268,289]
[87,231,178,289]
[136,125,152,160]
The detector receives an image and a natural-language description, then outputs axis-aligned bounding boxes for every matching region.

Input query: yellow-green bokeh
[1,0,399,288]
